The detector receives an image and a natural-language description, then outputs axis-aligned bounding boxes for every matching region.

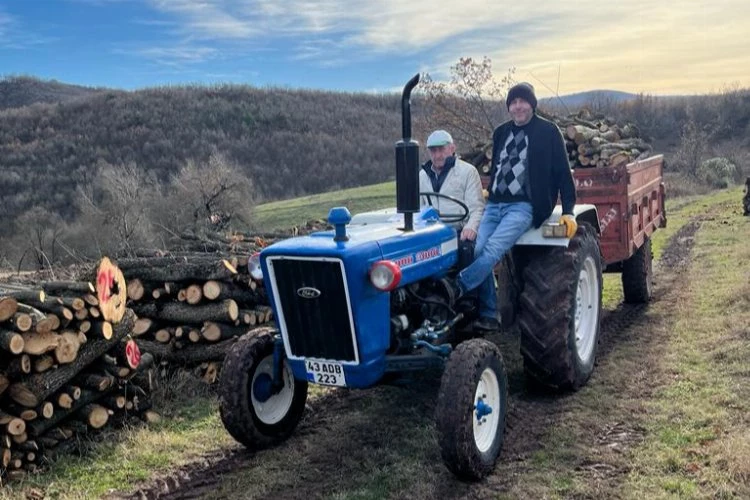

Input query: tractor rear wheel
[518,223,602,390]
[219,328,308,448]
[622,238,653,303]
[436,339,508,480]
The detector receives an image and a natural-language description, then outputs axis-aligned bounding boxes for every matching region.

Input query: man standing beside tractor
[445,82,579,331]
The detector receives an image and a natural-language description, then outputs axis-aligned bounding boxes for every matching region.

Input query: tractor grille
[268,257,357,362]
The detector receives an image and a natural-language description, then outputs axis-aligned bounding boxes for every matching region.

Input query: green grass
[2,393,234,499]
[251,181,396,231]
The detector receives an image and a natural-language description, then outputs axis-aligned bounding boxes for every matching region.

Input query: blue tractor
[219,74,604,480]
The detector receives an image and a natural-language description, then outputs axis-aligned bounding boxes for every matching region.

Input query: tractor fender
[515,204,600,248]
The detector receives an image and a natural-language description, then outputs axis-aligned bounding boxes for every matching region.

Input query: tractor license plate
[305,359,347,387]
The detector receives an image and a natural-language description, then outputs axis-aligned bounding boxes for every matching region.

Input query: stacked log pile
[0,259,153,482]
[121,244,276,384]
[462,109,653,173]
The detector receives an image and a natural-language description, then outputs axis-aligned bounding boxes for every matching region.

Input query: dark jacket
[488,114,576,228]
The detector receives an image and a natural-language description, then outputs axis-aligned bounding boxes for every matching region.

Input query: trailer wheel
[622,238,653,303]
[219,328,307,448]
[436,339,508,480]
[518,223,602,390]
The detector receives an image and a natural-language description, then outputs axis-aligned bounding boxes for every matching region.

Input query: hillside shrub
[696,157,737,188]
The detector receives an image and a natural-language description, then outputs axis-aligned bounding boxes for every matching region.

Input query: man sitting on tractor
[445,82,578,331]
[420,129,486,266]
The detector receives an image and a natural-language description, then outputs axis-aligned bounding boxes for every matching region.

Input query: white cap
[426,130,453,147]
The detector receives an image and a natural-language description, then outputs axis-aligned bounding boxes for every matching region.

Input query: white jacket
[419,157,485,232]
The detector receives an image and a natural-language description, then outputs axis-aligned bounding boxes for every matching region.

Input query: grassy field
[251,181,396,232]
[2,186,748,499]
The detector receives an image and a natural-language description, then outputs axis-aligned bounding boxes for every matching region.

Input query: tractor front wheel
[435,339,508,480]
[219,328,308,448]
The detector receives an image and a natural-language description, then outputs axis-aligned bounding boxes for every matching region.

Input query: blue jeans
[457,201,533,320]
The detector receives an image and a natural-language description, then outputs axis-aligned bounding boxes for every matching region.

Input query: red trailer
[573,154,666,267]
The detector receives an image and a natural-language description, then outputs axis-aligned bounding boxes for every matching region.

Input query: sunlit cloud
[139,0,748,93]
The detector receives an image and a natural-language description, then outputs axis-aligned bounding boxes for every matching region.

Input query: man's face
[509,98,533,126]
[427,143,455,170]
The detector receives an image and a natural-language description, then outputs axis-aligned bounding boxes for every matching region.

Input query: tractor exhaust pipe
[395,73,421,232]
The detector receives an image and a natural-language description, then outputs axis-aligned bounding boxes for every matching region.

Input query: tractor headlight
[248,252,264,281]
[369,260,402,291]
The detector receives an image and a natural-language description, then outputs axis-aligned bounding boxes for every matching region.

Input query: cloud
[0,9,56,49]
[139,0,748,93]
[115,44,221,67]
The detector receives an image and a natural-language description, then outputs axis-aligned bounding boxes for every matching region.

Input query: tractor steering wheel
[419,192,470,224]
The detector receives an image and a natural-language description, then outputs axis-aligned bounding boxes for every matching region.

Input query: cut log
[77,404,109,429]
[33,355,56,373]
[0,297,19,322]
[199,281,266,305]
[7,310,134,407]
[0,373,9,395]
[136,337,238,364]
[65,385,82,400]
[185,284,203,305]
[57,392,74,409]
[127,278,146,301]
[9,312,33,332]
[103,395,127,410]
[5,417,26,436]
[202,362,219,384]
[56,296,86,311]
[132,317,155,337]
[11,432,28,444]
[0,328,25,354]
[41,281,95,295]
[94,257,127,323]
[88,320,113,340]
[73,373,113,392]
[239,309,257,326]
[78,320,91,334]
[131,299,239,324]
[5,354,31,378]
[11,295,73,322]
[74,307,89,321]
[22,331,60,356]
[54,331,83,364]
[202,280,222,301]
[154,328,172,343]
[118,258,236,282]
[201,321,248,342]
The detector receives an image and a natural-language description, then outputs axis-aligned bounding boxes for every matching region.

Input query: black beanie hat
[506,82,537,110]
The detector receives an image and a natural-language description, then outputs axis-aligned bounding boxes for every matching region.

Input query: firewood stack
[0,258,152,482]
[120,246,276,384]
[461,109,653,173]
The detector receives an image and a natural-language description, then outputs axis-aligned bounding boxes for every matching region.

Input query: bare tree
[75,160,158,256]
[419,57,515,147]
[12,207,65,270]
[162,152,255,234]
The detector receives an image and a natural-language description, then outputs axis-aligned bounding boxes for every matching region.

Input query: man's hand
[559,215,578,238]
[460,227,477,241]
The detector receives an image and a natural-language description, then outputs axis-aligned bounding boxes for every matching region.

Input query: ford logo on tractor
[297,287,321,299]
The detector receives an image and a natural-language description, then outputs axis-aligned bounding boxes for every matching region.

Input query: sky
[1,0,748,96]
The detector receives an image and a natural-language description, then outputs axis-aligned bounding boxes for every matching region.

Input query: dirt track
[109,217,703,500]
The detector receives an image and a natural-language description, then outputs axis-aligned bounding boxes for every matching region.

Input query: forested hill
[0,78,403,226]
[0,76,103,110]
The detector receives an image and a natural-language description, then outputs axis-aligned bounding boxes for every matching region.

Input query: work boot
[473,316,500,332]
